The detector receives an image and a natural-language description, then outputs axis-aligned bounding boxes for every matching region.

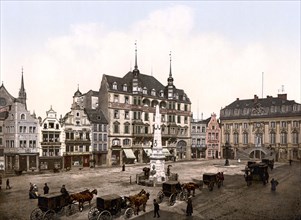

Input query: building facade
[98,49,192,165]
[0,72,39,173]
[61,88,92,169]
[206,113,221,159]
[191,118,208,158]
[220,94,301,161]
[39,106,63,171]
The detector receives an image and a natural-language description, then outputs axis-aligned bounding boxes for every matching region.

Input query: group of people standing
[28,182,68,199]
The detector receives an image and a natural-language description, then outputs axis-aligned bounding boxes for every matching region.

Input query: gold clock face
[0,97,6,106]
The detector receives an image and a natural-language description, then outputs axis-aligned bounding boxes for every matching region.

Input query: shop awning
[162,148,172,156]
[123,149,136,159]
[143,148,152,156]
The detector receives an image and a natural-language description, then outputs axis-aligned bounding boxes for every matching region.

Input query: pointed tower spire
[167,51,174,85]
[134,40,138,70]
[169,51,172,77]
[18,66,27,109]
[133,41,140,77]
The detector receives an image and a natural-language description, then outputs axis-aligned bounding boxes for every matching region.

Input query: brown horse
[132,192,150,215]
[124,189,149,215]
[70,189,97,212]
[182,182,201,197]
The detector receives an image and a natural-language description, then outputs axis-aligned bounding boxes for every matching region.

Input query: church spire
[133,41,140,77]
[18,67,27,109]
[167,52,174,85]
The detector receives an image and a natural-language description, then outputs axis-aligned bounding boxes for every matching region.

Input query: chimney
[278,93,287,100]
[236,98,239,101]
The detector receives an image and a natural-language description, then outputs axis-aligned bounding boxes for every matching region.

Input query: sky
[0,1,300,120]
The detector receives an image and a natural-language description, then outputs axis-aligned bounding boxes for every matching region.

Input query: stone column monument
[149,105,166,183]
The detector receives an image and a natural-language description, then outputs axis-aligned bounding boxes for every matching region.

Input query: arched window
[151,89,156,96]
[21,114,25,120]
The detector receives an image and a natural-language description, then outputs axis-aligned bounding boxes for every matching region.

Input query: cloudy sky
[1,1,300,120]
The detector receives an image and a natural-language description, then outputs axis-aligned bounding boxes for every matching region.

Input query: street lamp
[224,141,231,166]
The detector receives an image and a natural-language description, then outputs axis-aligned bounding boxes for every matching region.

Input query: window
[114,110,119,119]
[293,121,299,128]
[123,84,127,91]
[280,132,287,144]
[234,124,239,129]
[202,126,205,133]
[243,123,248,129]
[270,132,276,144]
[93,124,98,131]
[184,116,188,124]
[234,133,239,144]
[270,122,276,128]
[281,121,287,128]
[125,111,130,119]
[160,90,164,97]
[177,115,181,123]
[44,124,47,129]
[113,123,119,133]
[151,89,156,96]
[114,95,119,103]
[243,133,248,144]
[93,133,97,141]
[184,105,188,111]
[21,114,25,120]
[143,87,147,94]
[178,103,181,110]
[124,124,130,134]
[125,96,129,104]
[113,82,117,90]
[292,132,299,144]
[144,112,149,121]
[123,139,130,146]
[161,114,165,122]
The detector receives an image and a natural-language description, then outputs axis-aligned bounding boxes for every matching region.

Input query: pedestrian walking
[0,175,2,190]
[186,197,193,216]
[6,178,11,189]
[153,199,160,218]
[43,183,49,194]
[289,159,292,166]
[122,163,125,171]
[270,178,279,191]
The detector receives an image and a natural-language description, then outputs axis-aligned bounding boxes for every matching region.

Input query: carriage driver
[60,185,69,196]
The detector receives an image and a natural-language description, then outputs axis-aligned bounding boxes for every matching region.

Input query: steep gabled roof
[85,108,108,124]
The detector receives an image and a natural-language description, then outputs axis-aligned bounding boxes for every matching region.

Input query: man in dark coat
[153,199,160,218]
[60,185,69,195]
[6,178,10,189]
[186,197,193,216]
[43,183,49,194]
[271,178,279,191]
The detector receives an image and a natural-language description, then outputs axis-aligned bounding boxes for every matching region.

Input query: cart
[30,192,77,220]
[88,194,133,220]
[203,173,221,191]
[261,158,274,170]
[156,181,186,206]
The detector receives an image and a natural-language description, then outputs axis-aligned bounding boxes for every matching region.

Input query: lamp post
[224,141,231,166]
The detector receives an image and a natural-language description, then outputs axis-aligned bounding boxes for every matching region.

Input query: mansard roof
[85,108,108,124]
[220,94,301,120]
[104,71,191,103]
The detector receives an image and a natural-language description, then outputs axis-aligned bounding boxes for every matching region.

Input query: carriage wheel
[124,207,134,219]
[157,191,164,203]
[88,207,100,220]
[169,193,177,206]
[30,208,43,220]
[65,203,77,216]
[97,210,112,220]
[43,210,56,220]
[177,190,188,201]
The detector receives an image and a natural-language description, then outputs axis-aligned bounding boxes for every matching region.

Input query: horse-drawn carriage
[88,194,134,220]
[30,192,77,220]
[202,173,222,191]
[243,162,269,186]
[156,181,187,206]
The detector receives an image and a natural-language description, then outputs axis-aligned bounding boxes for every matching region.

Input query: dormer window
[21,114,25,120]
[151,89,156,96]
[143,87,147,95]
[160,90,164,97]
[113,82,117,90]
[123,84,127,92]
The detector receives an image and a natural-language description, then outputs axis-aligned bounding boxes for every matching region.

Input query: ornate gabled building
[220,94,301,161]
[39,106,63,170]
[98,47,192,165]
[61,87,92,169]
[0,70,39,173]
[206,113,221,159]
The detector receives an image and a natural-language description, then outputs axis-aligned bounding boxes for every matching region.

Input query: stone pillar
[36,155,39,171]
[27,156,30,171]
